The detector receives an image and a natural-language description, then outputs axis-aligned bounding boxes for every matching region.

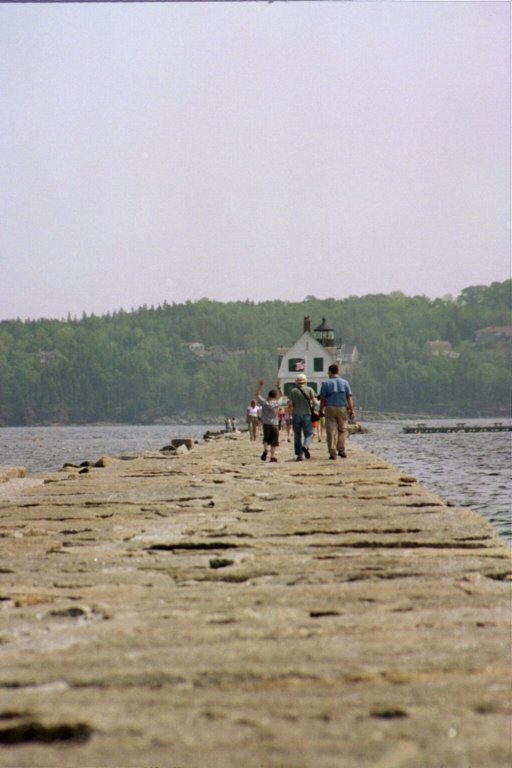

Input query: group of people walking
[253,364,355,463]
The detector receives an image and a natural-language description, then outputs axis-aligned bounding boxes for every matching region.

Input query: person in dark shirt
[288,373,317,461]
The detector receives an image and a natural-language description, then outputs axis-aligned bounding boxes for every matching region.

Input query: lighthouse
[277,317,343,398]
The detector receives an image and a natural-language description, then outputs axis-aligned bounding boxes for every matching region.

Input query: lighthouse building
[277,317,357,398]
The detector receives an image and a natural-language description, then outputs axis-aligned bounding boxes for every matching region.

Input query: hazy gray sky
[1,1,509,321]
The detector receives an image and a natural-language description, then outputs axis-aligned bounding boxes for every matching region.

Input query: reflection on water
[0,419,510,543]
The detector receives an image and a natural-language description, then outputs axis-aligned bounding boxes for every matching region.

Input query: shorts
[263,424,279,447]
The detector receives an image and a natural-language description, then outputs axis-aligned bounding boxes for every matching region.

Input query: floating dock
[403,422,512,434]
[0,435,510,767]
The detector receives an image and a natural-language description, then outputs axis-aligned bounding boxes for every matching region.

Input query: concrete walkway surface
[0,433,510,767]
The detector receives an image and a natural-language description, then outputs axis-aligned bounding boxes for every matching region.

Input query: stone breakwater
[0,435,510,768]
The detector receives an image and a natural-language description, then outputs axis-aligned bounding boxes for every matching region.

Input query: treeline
[0,281,510,425]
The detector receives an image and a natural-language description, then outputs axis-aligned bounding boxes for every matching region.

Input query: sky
[0,1,510,321]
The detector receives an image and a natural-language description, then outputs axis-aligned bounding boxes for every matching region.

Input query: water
[0,420,510,544]
[352,419,511,544]
[0,424,223,475]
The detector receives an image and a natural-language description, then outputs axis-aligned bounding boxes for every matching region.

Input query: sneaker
[261,451,268,461]
[338,450,347,458]
[303,447,311,459]
[329,455,337,460]
[296,455,304,461]
[270,457,278,463]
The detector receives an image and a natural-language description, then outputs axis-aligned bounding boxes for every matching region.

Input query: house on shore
[182,342,243,363]
[277,317,358,397]
[424,340,459,359]
[475,326,512,344]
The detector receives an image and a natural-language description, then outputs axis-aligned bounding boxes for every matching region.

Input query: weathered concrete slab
[0,436,509,767]
[0,465,26,483]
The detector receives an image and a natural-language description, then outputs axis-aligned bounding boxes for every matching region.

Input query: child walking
[255,378,283,463]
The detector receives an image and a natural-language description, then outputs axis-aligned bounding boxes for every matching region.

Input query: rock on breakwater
[0,465,26,483]
[0,436,510,768]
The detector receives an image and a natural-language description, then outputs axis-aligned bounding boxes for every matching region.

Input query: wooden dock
[403,422,511,434]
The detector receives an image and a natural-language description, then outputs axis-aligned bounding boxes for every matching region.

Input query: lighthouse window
[314,357,324,372]
[289,358,306,373]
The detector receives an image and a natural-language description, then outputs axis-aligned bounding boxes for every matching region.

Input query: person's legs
[303,415,313,450]
[270,425,279,460]
[336,407,348,454]
[261,424,272,459]
[324,405,337,458]
[292,414,303,458]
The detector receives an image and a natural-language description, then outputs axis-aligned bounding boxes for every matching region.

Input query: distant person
[284,400,293,442]
[319,364,355,460]
[312,410,324,443]
[288,373,317,461]
[255,378,284,463]
[256,403,263,436]
[246,400,259,441]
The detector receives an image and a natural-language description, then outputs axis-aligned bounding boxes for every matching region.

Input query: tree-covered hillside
[0,281,510,425]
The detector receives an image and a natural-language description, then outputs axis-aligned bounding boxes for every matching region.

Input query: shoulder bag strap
[297,386,314,413]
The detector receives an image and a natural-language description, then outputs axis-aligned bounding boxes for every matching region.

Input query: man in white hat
[288,373,318,461]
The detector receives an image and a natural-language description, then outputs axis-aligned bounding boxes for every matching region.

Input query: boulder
[171,438,194,450]
[94,456,119,468]
[348,421,369,435]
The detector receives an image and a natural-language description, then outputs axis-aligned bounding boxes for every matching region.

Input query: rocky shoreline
[0,434,510,767]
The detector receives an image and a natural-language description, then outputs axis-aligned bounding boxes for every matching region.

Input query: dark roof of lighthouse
[314,317,334,333]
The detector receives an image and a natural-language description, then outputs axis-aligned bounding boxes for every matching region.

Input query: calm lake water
[0,420,510,543]
[352,419,511,544]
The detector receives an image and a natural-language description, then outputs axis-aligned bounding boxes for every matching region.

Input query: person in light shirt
[320,364,355,460]
[246,399,259,441]
[255,378,284,463]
